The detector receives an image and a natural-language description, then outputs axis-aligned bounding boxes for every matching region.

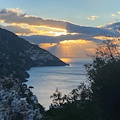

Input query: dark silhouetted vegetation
[42,40,120,120]
[2,82,14,90]
[11,113,23,120]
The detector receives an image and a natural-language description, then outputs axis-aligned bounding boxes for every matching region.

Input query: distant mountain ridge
[0,27,67,80]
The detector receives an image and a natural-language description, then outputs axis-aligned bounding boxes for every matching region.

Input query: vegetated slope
[0,27,67,80]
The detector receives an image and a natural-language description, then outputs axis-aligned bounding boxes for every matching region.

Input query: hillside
[0,27,67,80]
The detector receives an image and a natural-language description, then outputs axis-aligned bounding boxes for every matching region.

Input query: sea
[26,58,92,110]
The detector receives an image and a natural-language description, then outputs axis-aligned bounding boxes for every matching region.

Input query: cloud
[19,34,104,58]
[0,8,68,29]
[111,14,116,17]
[20,33,107,45]
[0,8,118,37]
[100,22,120,32]
[0,25,34,35]
[1,8,119,58]
[0,7,119,45]
[0,8,81,35]
[87,16,98,20]
[118,11,120,14]
[66,23,119,36]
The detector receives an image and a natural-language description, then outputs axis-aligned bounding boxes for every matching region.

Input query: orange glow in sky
[94,36,120,41]
[39,40,97,58]
[39,43,57,50]
[60,58,72,63]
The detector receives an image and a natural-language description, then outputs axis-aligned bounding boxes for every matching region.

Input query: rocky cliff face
[0,28,67,80]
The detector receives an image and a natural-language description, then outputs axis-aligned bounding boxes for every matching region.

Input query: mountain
[0,27,67,80]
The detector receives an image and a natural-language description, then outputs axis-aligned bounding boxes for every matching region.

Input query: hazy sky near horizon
[0,0,120,27]
[0,0,120,58]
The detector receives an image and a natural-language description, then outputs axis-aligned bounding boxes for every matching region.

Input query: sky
[1,0,120,27]
[0,0,120,58]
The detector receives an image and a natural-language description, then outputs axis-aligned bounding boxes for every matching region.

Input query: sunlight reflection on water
[27,58,91,110]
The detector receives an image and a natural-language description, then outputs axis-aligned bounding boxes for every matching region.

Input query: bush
[43,40,120,120]
[2,82,14,90]
[85,40,120,120]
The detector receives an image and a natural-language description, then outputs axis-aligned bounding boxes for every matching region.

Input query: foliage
[43,40,120,120]
[50,83,91,108]
[43,83,94,120]
[11,113,23,120]
[2,82,14,90]
[85,40,120,120]
[37,103,45,114]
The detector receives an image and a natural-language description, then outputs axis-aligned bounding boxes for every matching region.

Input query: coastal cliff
[0,27,68,119]
[0,27,67,80]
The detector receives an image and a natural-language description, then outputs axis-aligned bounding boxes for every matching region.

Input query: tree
[50,88,64,108]
[43,40,120,120]
[29,86,34,91]
[85,40,120,120]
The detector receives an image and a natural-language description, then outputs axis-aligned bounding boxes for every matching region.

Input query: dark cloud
[66,23,119,36]
[0,9,7,14]
[0,8,119,37]
[20,33,102,45]
[0,9,67,29]
[0,8,119,47]
[0,25,34,35]
[101,22,120,31]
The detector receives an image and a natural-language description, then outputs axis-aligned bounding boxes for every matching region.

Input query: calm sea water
[27,58,91,110]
